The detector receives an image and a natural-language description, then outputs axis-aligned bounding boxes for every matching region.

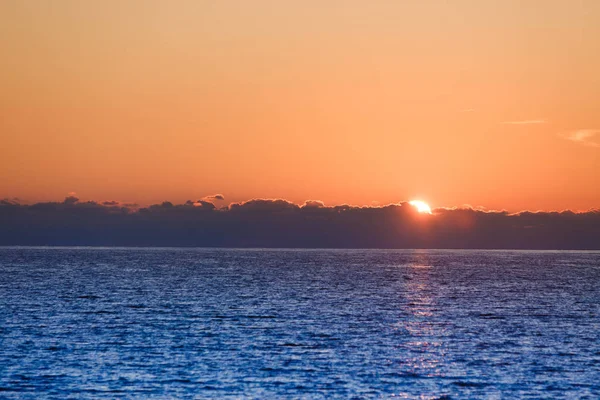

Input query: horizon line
[2,246,600,252]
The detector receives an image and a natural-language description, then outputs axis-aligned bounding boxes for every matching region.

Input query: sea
[1,247,599,399]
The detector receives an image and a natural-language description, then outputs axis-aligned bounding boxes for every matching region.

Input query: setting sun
[409,200,432,214]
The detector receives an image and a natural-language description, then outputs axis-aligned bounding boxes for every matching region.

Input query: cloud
[1,198,599,249]
[203,194,225,201]
[503,120,546,125]
[192,200,216,210]
[229,198,299,212]
[558,129,600,148]
[63,194,79,205]
[0,197,23,206]
[302,200,326,209]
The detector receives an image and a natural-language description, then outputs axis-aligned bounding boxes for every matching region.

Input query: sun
[409,200,432,214]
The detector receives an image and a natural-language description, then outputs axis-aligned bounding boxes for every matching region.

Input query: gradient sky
[1,1,599,211]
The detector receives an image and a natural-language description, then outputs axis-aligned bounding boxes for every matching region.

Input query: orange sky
[1,1,599,211]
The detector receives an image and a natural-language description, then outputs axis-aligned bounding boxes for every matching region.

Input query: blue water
[1,248,600,398]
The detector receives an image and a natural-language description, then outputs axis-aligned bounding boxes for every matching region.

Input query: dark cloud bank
[1,198,599,249]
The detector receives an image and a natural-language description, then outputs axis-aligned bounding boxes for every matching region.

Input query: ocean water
[1,248,599,399]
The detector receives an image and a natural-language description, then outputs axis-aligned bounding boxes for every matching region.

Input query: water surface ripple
[1,248,599,398]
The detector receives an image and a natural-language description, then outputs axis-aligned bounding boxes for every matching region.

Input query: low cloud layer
[1,197,598,249]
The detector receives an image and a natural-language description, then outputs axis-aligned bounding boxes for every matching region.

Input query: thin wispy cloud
[203,194,225,201]
[503,119,546,125]
[559,129,600,148]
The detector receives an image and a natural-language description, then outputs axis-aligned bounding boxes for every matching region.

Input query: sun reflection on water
[392,252,447,381]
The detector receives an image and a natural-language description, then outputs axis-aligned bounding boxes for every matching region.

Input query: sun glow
[409,200,432,214]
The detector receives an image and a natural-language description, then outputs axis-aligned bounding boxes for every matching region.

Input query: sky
[1,1,599,212]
